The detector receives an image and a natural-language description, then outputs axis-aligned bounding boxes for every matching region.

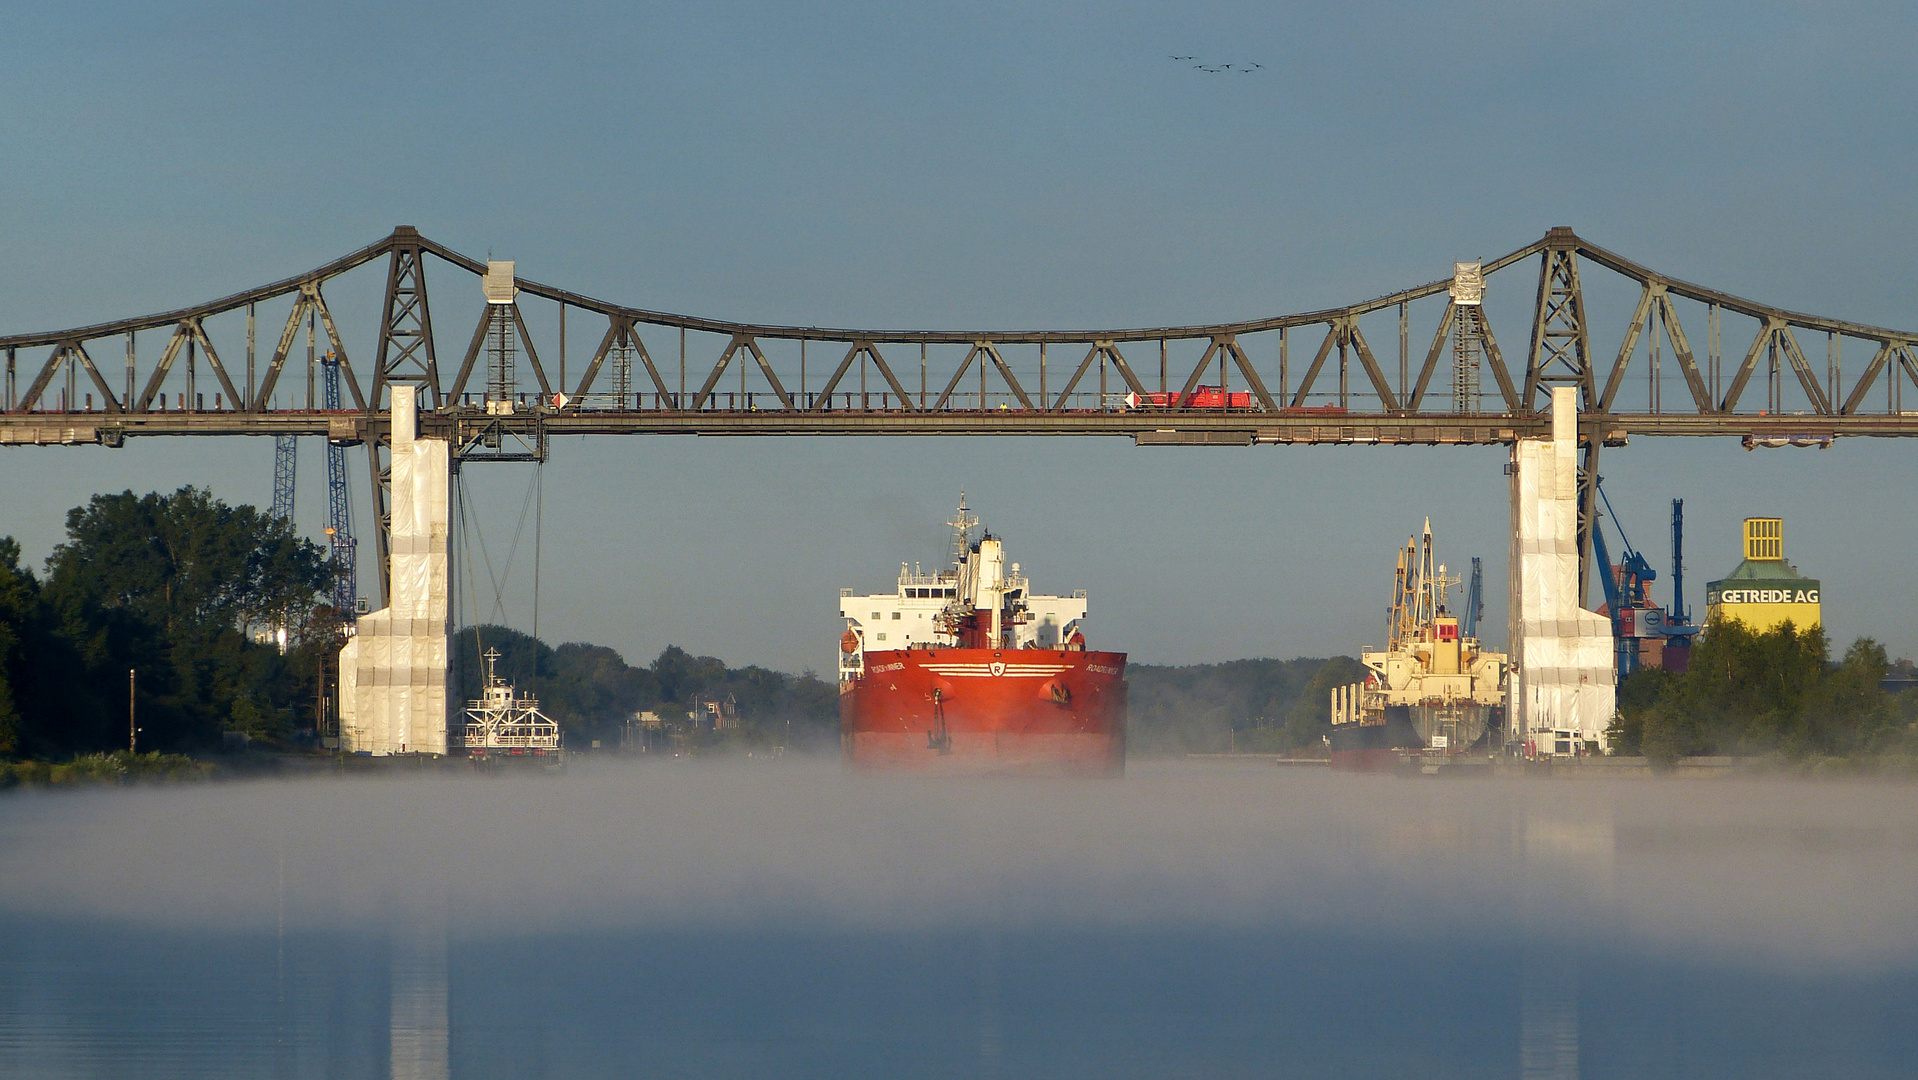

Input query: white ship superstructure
[457,648,560,755]
[838,498,1088,681]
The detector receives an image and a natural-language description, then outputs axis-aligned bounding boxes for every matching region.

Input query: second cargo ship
[1329,520,1507,770]
[838,498,1126,775]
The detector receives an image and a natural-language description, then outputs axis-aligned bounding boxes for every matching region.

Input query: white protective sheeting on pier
[1507,386,1615,751]
[338,385,451,755]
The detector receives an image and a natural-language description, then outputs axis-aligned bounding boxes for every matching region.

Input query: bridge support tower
[338,385,451,755]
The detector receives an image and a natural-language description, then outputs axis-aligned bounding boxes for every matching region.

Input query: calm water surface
[1,761,1914,1079]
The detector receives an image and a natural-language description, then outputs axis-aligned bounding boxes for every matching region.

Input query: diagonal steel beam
[736,336,793,409]
[627,325,673,399]
[811,342,865,408]
[311,287,367,411]
[1598,284,1656,412]
[66,341,123,413]
[1221,337,1277,412]
[931,345,985,411]
[1407,302,1456,412]
[1347,324,1399,411]
[979,342,1033,411]
[188,319,244,412]
[1099,342,1152,400]
[1479,311,1520,413]
[511,305,553,399]
[1718,321,1775,413]
[14,345,68,411]
[1049,344,1100,411]
[1776,326,1834,414]
[572,318,624,399]
[1840,342,1894,415]
[1174,339,1223,407]
[136,323,194,412]
[692,337,749,409]
[251,294,312,413]
[861,343,917,409]
[1657,293,1713,412]
[1288,324,1341,408]
[447,305,493,402]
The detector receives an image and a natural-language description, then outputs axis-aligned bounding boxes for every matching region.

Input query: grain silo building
[1705,518,1821,633]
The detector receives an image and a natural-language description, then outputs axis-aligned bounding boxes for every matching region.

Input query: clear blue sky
[4,1,1916,673]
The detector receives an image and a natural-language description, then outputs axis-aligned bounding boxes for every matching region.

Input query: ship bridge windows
[892,611,901,619]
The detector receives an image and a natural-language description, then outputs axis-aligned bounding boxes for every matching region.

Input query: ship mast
[946,494,978,570]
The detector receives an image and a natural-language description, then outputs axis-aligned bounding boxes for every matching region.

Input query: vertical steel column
[1399,302,1408,405]
[1522,229,1600,597]
[370,226,442,412]
[246,303,256,410]
[306,310,316,410]
[368,438,391,608]
[1279,327,1288,401]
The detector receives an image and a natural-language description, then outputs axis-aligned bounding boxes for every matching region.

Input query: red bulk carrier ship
[838,499,1126,775]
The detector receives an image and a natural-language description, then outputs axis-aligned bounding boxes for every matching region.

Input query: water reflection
[1518,811,1615,1080]
[0,763,1913,1078]
[390,920,449,1080]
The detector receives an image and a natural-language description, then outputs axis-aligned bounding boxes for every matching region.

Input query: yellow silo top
[1743,518,1783,561]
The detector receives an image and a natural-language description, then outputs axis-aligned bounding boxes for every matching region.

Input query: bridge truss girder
[8,225,1918,605]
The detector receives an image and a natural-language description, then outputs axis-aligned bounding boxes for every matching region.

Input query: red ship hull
[841,649,1126,775]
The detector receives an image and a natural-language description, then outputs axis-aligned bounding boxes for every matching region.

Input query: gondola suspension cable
[531,461,543,690]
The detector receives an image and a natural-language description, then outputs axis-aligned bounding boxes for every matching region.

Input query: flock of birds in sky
[1170,55,1262,74]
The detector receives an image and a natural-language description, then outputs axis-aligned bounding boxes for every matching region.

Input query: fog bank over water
[2,761,1914,971]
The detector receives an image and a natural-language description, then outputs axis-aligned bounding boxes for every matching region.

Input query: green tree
[1279,656,1369,750]
[1623,616,1904,762]
[0,539,34,757]
[39,487,329,753]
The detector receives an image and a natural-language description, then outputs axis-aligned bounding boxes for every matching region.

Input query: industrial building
[1705,518,1821,633]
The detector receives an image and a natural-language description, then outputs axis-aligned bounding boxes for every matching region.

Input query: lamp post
[128,668,137,754]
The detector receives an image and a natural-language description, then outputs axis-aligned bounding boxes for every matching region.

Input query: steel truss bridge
[5,225,1915,603]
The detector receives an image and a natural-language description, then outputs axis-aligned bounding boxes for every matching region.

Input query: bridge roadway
[7,408,1918,448]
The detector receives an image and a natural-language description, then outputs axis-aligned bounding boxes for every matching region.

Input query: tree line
[1610,618,1918,763]
[450,624,839,752]
[0,487,333,759]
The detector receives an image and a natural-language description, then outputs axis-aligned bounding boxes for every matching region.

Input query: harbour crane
[320,353,357,614]
[1463,556,1484,639]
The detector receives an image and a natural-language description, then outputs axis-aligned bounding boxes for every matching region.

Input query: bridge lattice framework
[5,225,1914,603]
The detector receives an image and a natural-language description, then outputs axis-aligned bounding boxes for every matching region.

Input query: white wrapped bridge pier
[1507,386,1616,754]
[338,385,451,755]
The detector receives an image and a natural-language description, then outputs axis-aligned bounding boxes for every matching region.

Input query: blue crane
[321,354,357,614]
[271,435,296,521]
[1463,556,1484,639]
